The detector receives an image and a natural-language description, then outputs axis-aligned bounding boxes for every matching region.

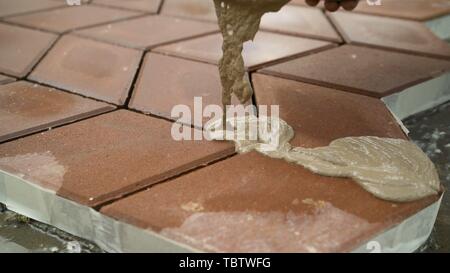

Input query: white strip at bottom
[0,169,442,253]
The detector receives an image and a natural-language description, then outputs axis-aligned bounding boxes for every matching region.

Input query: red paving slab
[101,74,437,253]
[75,15,217,50]
[93,0,162,13]
[5,5,140,34]
[0,0,64,18]
[329,11,450,59]
[0,23,57,78]
[260,4,341,42]
[252,73,406,147]
[101,151,437,252]
[129,53,244,125]
[155,32,334,71]
[29,35,142,105]
[0,74,14,85]
[0,110,235,207]
[353,0,450,21]
[261,45,450,98]
[0,81,114,143]
[161,0,217,22]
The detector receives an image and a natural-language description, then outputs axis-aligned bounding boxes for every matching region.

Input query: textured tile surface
[0,23,57,77]
[5,5,139,33]
[156,32,333,70]
[129,53,243,125]
[75,15,217,49]
[354,0,450,21]
[261,5,341,42]
[93,0,162,12]
[101,151,437,252]
[161,0,217,22]
[0,0,63,18]
[0,110,234,207]
[261,45,450,97]
[329,11,450,58]
[29,35,142,105]
[0,81,114,143]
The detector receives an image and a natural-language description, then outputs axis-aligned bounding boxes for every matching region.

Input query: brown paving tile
[101,151,437,252]
[260,5,341,42]
[101,74,437,252]
[0,81,114,143]
[93,0,162,12]
[5,5,140,34]
[0,0,64,18]
[0,23,58,78]
[155,32,334,71]
[252,73,406,147]
[29,35,142,105]
[161,0,217,22]
[75,15,217,50]
[0,110,235,207]
[129,53,244,125]
[261,45,450,98]
[329,11,450,59]
[354,0,450,21]
[0,74,14,85]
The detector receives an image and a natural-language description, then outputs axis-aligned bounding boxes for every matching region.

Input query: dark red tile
[0,74,14,85]
[260,4,341,42]
[0,110,234,207]
[29,35,142,105]
[354,0,450,21]
[155,32,334,70]
[93,0,162,12]
[0,81,114,143]
[5,5,140,34]
[329,11,450,59]
[261,45,450,97]
[252,73,406,147]
[161,0,217,22]
[101,151,437,252]
[129,53,244,125]
[75,15,217,50]
[0,23,57,77]
[0,0,63,18]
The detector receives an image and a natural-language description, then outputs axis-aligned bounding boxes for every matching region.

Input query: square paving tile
[0,81,114,143]
[0,110,235,207]
[93,0,162,13]
[0,74,14,85]
[329,11,450,59]
[353,0,450,21]
[0,23,57,78]
[101,73,438,252]
[0,0,64,18]
[261,45,450,97]
[5,5,140,34]
[260,4,341,42]
[155,32,334,71]
[160,0,217,22]
[129,53,244,125]
[29,35,142,105]
[75,15,217,50]
[101,151,436,253]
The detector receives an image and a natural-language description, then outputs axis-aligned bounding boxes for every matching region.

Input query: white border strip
[0,169,442,253]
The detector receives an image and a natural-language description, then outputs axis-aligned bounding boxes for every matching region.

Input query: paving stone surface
[0,74,14,85]
[93,0,162,13]
[0,81,114,143]
[0,0,64,18]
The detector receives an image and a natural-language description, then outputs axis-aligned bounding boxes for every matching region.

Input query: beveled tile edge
[0,105,116,144]
[0,74,15,85]
[0,170,198,253]
[0,165,442,253]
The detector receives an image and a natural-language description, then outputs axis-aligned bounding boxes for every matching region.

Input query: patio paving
[0,0,449,252]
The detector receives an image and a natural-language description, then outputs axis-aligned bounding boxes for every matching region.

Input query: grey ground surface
[0,101,449,253]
